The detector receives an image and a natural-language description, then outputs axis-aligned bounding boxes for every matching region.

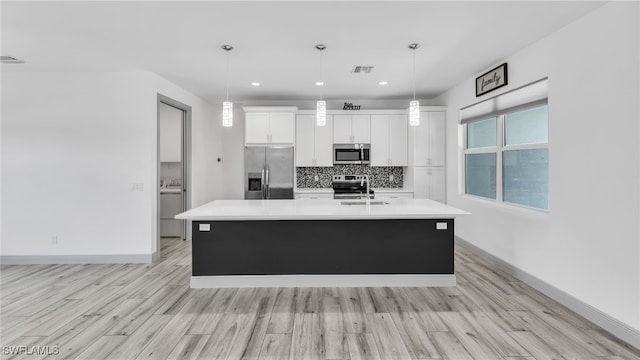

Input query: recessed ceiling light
[378,81,388,85]
[315,82,324,86]
[251,82,261,86]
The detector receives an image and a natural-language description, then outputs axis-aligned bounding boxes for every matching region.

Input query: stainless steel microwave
[333,144,370,165]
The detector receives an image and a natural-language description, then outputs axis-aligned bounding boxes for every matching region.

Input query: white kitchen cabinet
[412,111,445,166]
[159,103,182,162]
[370,114,407,166]
[245,113,270,144]
[295,114,333,167]
[244,107,296,145]
[294,192,334,199]
[269,113,295,143]
[413,166,445,203]
[333,114,370,144]
[376,192,414,199]
[160,193,184,237]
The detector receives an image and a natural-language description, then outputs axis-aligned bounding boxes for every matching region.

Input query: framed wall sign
[476,63,508,97]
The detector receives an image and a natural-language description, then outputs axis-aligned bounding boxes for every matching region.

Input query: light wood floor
[1,239,639,360]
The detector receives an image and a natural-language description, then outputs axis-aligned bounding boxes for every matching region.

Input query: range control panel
[333,175,367,182]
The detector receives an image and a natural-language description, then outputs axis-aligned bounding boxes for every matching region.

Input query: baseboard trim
[456,236,640,350]
[191,274,456,288]
[0,254,154,265]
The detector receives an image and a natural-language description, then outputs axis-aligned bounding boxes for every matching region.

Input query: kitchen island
[176,198,470,288]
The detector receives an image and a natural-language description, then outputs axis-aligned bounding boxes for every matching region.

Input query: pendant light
[315,44,327,126]
[408,43,420,126]
[221,45,233,127]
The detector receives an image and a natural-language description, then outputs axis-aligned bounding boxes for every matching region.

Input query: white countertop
[176,198,470,221]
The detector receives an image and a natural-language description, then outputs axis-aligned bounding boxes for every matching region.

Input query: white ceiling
[2,1,604,103]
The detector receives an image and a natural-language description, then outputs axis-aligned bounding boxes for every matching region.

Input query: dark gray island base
[191,218,455,288]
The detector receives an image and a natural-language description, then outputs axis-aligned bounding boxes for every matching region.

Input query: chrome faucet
[360,175,371,207]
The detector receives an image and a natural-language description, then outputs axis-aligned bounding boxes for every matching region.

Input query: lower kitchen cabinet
[160,193,184,237]
[294,192,334,199]
[376,192,414,199]
[413,167,445,203]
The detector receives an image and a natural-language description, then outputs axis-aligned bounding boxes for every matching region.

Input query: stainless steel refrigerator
[244,146,294,199]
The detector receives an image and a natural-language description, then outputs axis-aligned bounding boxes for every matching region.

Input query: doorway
[157,94,192,260]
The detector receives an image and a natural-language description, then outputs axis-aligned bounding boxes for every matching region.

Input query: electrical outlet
[314,175,319,181]
[132,183,144,192]
[52,235,58,245]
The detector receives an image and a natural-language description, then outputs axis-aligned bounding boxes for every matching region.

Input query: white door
[428,112,446,166]
[388,114,408,166]
[370,115,389,166]
[314,115,334,166]
[245,112,269,144]
[428,166,446,203]
[413,167,429,199]
[351,114,371,143]
[333,115,352,143]
[268,113,295,144]
[295,115,315,166]
[413,112,430,166]
[159,103,183,162]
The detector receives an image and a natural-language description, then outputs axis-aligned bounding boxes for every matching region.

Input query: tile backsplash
[297,165,403,188]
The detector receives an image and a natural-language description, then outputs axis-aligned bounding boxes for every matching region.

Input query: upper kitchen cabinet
[333,114,370,144]
[243,107,297,145]
[411,110,446,167]
[295,114,333,167]
[159,104,182,162]
[370,114,408,166]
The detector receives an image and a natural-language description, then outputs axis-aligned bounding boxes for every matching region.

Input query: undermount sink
[340,201,389,206]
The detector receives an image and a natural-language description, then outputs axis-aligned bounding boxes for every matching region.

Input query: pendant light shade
[316,100,326,126]
[221,45,233,127]
[408,43,420,126]
[315,44,327,126]
[222,101,233,127]
[409,100,420,126]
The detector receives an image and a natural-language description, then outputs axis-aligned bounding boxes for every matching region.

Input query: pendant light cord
[225,50,230,102]
[412,47,416,101]
[320,48,324,101]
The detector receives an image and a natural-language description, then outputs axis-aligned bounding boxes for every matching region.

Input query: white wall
[434,2,640,333]
[221,107,245,200]
[1,71,222,259]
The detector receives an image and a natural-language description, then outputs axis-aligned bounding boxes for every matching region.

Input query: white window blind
[460,78,548,124]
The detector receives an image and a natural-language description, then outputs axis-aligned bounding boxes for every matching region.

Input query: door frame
[156,94,192,261]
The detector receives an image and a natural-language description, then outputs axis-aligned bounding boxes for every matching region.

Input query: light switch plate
[436,222,448,230]
[199,224,211,232]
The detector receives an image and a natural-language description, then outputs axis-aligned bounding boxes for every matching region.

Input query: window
[463,104,549,210]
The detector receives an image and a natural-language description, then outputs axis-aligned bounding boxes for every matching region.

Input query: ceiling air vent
[352,65,374,74]
[1,56,24,64]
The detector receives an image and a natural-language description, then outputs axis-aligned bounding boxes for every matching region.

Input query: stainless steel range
[332,175,375,200]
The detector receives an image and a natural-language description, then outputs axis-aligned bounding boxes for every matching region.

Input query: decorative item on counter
[343,102,361,110]
[476,63,508,97]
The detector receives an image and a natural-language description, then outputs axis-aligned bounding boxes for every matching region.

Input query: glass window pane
[467,117,496,148]
[465,153,496,199]
[503,149,549,209]
[504,105,548,145]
